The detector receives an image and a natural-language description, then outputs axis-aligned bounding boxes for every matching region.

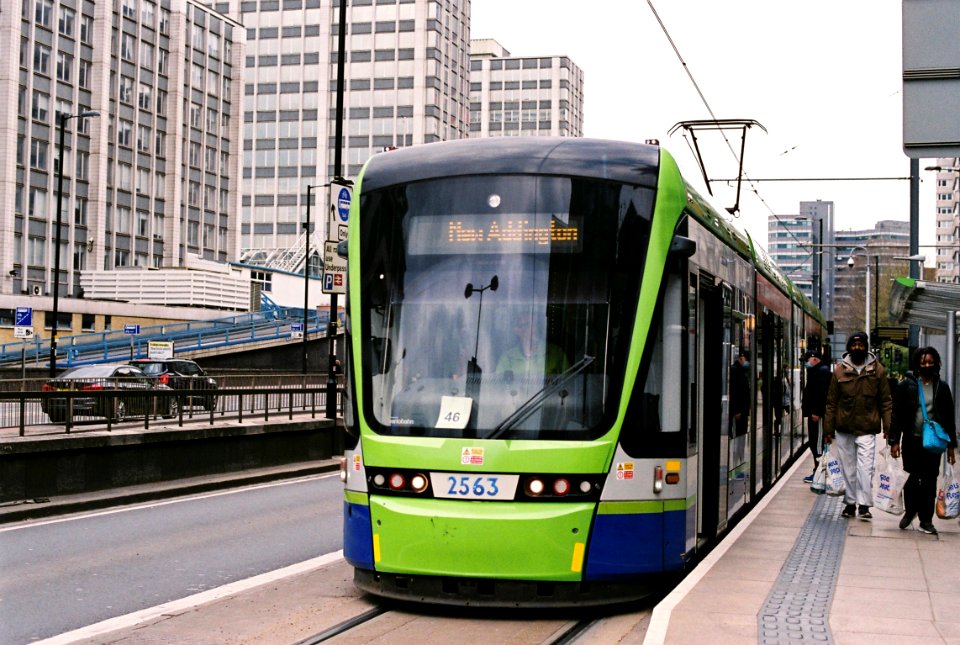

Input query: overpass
[0,301,345,372]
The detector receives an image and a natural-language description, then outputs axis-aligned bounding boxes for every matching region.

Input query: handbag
[918,383,950,454]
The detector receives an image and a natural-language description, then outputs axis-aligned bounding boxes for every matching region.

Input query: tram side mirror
[369,336,391,375]
[337,239,348,259]
[668,235,696,259]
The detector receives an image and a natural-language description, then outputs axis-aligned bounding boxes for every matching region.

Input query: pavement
[647,452,960,645]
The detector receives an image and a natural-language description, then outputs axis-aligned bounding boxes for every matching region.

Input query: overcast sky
[471,1,940,256]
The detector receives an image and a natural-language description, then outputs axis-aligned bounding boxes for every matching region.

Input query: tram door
[696,275,726,539]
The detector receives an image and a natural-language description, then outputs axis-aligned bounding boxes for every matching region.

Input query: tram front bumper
[359,496,595,581]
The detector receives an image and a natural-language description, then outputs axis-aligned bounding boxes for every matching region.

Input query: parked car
[128,359,218,411]
[41,364,177,423]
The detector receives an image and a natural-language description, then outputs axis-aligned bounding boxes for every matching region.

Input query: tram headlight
[389,473,406,490]
[373,473,386,487]
[526,478,545,496]
[410,473,429,493]
[579,480,592,494]
[552,478,570,496]
[339,457,347,483]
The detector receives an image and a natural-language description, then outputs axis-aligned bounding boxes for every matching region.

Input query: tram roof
[359,137,661,191]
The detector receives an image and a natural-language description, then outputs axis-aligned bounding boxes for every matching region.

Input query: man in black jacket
[801,349,832,483]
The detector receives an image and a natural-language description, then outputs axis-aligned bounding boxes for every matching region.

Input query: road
[0,474,343,644]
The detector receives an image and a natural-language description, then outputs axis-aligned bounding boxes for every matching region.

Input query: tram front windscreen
[358,174,654,441]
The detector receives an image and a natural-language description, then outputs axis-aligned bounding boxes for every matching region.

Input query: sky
[470,0,941,257]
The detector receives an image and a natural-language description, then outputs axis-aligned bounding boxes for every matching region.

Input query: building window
[74,197,87,225]
[153,213,163,240]
[75,151,89,180]
[141,1,155,27]
[136,124,151,152]
[117,120,132,147]
[31,91,49,121]
[35,0,53,28]
[159,8,170,35]
[121,0,137,19]
[137,167,150,193]
[138,83,152,110]
[30,139,48,170]
[29,237,46,266]
[115,206,131,233]
[137,210,149,236]
[34,43,51,75]
[74,245,87,271]
[119,75,133,103]
[80,15,93,43]
[140,42,153,69]
[114,249,130,267]
[78,60,91,88]
[154,131,166,156]
[59,7,75,37]
[121,34,135,61]
[81,313,96,330]
[56,52,73,82]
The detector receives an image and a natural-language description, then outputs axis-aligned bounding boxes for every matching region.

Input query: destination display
[406,213,582,255]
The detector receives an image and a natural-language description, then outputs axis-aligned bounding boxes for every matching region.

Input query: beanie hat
[846,331,869,351]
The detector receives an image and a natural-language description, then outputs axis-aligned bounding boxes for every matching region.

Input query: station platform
[645,453,960,645]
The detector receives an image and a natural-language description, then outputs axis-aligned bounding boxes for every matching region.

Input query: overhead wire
[646,0,813,256]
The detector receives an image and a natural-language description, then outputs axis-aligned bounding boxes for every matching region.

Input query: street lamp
[50,110,99,378]
[303,184,323,374]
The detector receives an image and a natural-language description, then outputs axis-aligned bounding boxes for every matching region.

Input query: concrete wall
[0,419,344,503]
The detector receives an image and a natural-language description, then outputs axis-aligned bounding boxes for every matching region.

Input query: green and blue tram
[340,137,824,606]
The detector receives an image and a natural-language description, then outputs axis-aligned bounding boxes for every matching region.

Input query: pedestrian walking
[824,331,893,520]
[801,349,832,483]
[889,347,957,534]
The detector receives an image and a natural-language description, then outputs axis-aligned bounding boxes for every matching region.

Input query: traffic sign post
[124,324,140,359]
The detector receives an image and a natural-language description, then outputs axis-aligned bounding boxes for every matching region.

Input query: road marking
[33,550,345,645]
[642,456,806,645]
[0,473,338,532]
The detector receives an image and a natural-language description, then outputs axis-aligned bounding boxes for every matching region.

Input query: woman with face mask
[889,347,958,534]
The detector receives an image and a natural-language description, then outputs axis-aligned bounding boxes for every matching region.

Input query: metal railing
[0,374,343,436]
[0,307,345,368]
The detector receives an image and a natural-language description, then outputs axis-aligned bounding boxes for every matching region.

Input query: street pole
[303,185,312,374]
[908,159,920,351]
[865,257,871,336]
[50,110,98,378]
[326,0,348,420]
[874,255,879,332]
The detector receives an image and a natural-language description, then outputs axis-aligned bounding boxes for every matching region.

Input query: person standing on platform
[801,349,832,484]
[824,331,893,520]
[889,347,957,535]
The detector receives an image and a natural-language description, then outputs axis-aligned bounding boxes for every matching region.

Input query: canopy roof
[889,277,960,331]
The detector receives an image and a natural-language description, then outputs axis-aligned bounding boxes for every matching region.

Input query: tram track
[294,598,650,645]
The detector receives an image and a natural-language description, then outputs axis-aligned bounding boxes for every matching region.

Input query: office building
[767,200,834,321]
[931,157,960,284]
[218,0,471,262]
[468,38,583,139]
[0,0,246,321]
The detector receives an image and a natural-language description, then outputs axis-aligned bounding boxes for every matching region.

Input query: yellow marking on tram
[373,534,381,563]
[571,542,585,573]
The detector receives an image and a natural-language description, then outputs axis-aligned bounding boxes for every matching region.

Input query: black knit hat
[846,331,869,351]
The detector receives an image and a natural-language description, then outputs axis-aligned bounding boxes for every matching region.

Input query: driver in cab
[496,315,569,377]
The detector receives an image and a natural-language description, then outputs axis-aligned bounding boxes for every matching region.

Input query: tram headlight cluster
[370,470,432,496]
[523,476,595,499]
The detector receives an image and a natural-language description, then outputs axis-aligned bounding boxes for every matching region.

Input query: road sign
[14,326,33,339]
[15,307,32,327]
[328,181,352,243]
[291,323,304,332]
[123,324,141,335]
[322,240,347,295]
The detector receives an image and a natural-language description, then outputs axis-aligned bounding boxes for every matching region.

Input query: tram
[339,137,825,606]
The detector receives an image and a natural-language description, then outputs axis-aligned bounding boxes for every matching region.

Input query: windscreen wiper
[485,355,595,440]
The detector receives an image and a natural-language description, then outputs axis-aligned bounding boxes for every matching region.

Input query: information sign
[322,240,347,295]
[15,307,32,327]
[148,341,174,360]
[123,324,141,335]
[14,326,33,339]
[328,181,352,243]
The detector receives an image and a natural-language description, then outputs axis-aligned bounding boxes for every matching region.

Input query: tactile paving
[757,493,846,644]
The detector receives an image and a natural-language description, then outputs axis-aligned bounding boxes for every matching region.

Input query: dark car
[128,359,218,411]
[41,364,177,423]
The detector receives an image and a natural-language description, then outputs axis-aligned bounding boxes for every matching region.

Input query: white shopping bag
[936,462,960,520]
[874,445,908,515]
[824,445,845,496]
[810,453,827,494]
